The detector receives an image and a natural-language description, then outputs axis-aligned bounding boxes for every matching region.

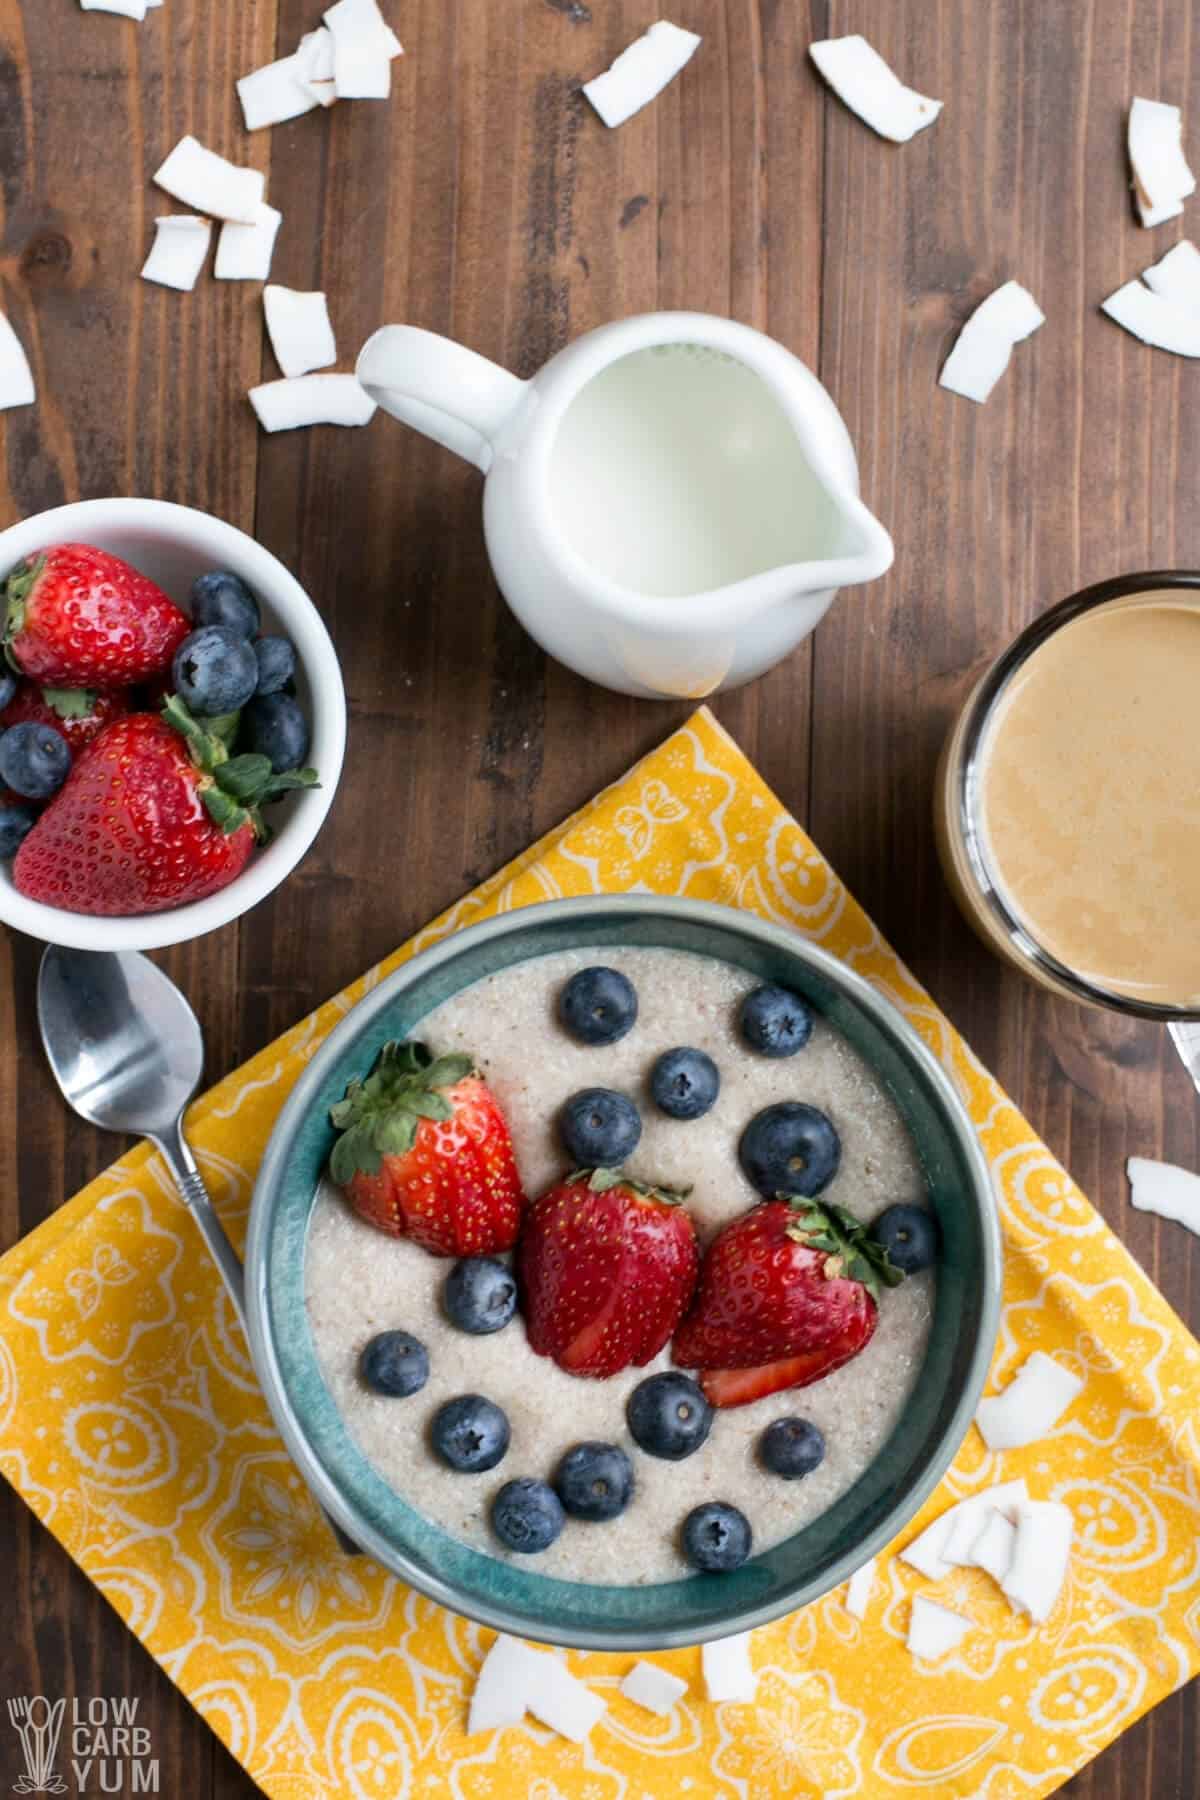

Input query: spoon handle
[154,1120,248,1326]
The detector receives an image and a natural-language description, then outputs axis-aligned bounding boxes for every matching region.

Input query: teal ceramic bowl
[246,896,1001,1650]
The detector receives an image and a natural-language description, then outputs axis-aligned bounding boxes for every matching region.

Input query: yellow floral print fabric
[2,708,1198,1800]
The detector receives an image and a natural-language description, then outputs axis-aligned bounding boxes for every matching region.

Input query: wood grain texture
[0,1,1195,1794]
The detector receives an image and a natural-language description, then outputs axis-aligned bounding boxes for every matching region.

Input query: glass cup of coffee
[935,572,1200,1082]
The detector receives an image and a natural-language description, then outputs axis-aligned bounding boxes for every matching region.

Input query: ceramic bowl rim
[246,894,1002,1650]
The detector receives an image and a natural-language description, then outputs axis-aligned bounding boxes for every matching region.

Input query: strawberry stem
[161,693,318,840]
[567,1167,693,1204]
[1,554,45,663]
[783,1196,905,1302]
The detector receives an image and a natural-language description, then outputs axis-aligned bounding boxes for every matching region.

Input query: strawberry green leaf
[2,554,44,652]
[214,754,274,800]
[330,1121,383,1185]
[205,709,242,747]
[404,1092,455,1122]
[201,786,248,835]
[376,1113,420,1157]
[41,686,96,719]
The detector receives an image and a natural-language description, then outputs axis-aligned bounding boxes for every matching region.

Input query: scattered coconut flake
[153,136,265,224]
[900,1478,1027,1579]
[215,203,283,282]
[325,0,403,100]
[809,35,942,143]
[844,1556,876,1620]
[975,1351,1084,1452]
[297,29,339,107]
[524,1651,606,1744]
[467,1635,531,1735]
[263,286,338,378]
[968,1508,1018,1586]
[249,374,376,432]
[619,1660,688,1716]
[941,1479,1029,1566]
[1129,97,1195,228]
[1102,279,1200,355]
[80,0,148,15]
[907,1595,972,1660]
[1128,1155,1200,1236]
[1143,239,1200,308]
[0,313,35,411]
[1002,1500,1073,1623]
[701,1632,756,1703]
[237,53,319,130]
[140,216,212,291]
[583,20,702,129]
[939,280,1045,403]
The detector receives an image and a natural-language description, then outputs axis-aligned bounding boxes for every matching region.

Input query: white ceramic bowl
[0,499,346,951]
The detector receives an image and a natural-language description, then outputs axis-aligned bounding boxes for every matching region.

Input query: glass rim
[954,569,1200,1023]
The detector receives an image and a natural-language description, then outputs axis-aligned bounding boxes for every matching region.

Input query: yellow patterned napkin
[2,708,1199,1800]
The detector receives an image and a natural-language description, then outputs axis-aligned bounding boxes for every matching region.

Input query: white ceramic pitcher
[357,312,894,698]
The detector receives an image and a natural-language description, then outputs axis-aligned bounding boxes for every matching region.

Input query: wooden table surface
[1,2,1197,1795]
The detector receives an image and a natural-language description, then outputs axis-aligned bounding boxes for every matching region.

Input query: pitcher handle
[356,326,528,474]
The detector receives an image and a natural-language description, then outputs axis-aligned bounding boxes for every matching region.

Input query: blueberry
[359,1330,429,1397]
[0,720,71,799]
[490,1477,565,1553]
[681,1502,752,1572]
[172,626,258,716]
[560,1087,642,1167]
[431,1394,510,1473]
[559,965,638,1045]
[242,693,311,773]
[0,798,37,859]
[650,1046,720,1120]
[626,1372,713,1461]
[869,1203,940,1274]
[553,1441,634,1521]
[190,570,261,639]
[444,1257,518,1335]
[739,1102,841,1198]
[739,985,814,1057]
[759,1416,826,1480]
[254,635,297,695]
[0,668,16,712]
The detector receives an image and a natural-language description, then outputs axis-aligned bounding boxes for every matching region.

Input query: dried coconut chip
[899,1478,1027,1580]
[263,286,338,378]
[297,29,339,107]
[940,1479,1028,1566]
[975,1350,1084,1452]
[249,374,376,432]
[939,279,1045,403]
[844,1556,876,1620]
[140,216,212,291]
[154,136,265,224]
[907,1596,971,1660]
[619,1661,687,1715]
[0,313,35,411]
[1128,1155,1200,1235]
[238,53,319,130]
[1002,1500,1073,1623]
[809,36,941,143]
[583,20,702,129]
[215,204,282,282]
[467,1635,531,1735]
[1129,96,1195,227]
[325,0,403,100]
[701,1632,756,1703]
[1102,279,1200,355]
[523,1650,606,1743]
[1143,239,1200,308]
[80,0,148,15]
[968,1508,1017,1586]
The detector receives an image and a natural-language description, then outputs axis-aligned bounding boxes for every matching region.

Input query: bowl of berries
[0,498,345,950]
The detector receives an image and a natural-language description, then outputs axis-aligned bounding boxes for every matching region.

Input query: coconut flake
[968,1509,1018,1586]
[975,1351,1084,1452]
[249,375,376,432]
[153,136,265,224]
[80,0,148,15]
[237,53,319,130]
[810,36,942,143]
[1102,279,1200,355]
[1129,97,1195,228]
[0,313,35,411]
[939,280,1045,403]
[524,1652,606,1743]
[140,216,212,291]
[907,1596,972,1659]
[324,0,402,100]
[1002,1500,1073,1623]
[467,1635,531,1735]
[583,20,702,129]
[899,1478,1027,1580]
[844,1556,876,1620]
[1143,239,1200,308]
[701,1632,756,1703]
[297,29,339,107]
[619,1660,688,1715]
[1128,1155,1200,1236]
[215,203,282,282]
[263,286,338,378]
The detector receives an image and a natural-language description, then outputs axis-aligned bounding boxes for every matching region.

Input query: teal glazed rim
[246,896,1002,1651]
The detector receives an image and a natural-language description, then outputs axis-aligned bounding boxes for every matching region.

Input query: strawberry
[1,678,129,758]
[329,1042,525,1256]
[2,543,190,687]
[13,695,317,915]
[518,1168,699,1378]
[671,1197,904,1408]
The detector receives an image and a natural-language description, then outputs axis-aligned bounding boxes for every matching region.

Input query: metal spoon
[37,945,358,1553]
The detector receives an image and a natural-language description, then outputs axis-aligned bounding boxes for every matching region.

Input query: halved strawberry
[671,1196,903,1407]
[518,1168,699,1378]
[329,1042,525,1256]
